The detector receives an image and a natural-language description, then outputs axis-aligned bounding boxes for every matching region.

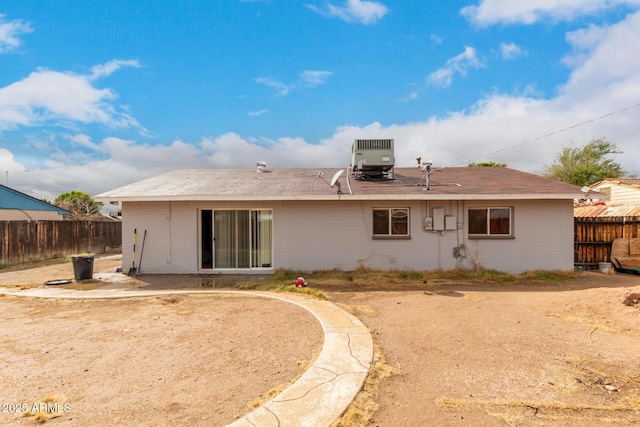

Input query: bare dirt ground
[1,256,640,426]
[0,257,323,426]
[327,274,640,426]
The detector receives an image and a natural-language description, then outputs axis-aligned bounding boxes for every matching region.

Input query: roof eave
[95,193,591,203]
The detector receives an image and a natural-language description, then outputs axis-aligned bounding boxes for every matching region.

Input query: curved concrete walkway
[0,286,374,427]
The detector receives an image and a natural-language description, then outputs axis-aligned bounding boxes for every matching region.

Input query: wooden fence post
[0,220,122,265]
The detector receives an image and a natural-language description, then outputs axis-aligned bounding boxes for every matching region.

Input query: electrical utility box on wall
[432,208,445,231]
[424,217,433,230]
[445,216,457,230]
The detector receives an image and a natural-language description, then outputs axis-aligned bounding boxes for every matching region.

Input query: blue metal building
[0,184,70,220]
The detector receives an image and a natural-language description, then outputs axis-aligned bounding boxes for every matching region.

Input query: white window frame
[468,207,513,238]
[372,207,410,239]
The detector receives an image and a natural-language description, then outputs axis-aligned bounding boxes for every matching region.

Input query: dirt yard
[328,275,640,426]
[0,256,324,426]
[1,256,639,426]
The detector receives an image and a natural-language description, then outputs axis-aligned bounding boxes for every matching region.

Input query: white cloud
[300,70,333,87]
[0,14,32,53]
[89,59,140,80]
[254,77,291,96]
[199,132,349,169]
[0,148,27,176]
[307,0,388,25]
[248,109,269,117]
[461,0,640,26]
[427,46,484,88]
[499,42,526,60]
[0,61,141,131]
[68,133,101,151]
[255,70,333,96]
[559,10,640,107]
[562,23,609,68]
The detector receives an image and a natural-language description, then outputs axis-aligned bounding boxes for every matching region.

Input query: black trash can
[72,254,94,280]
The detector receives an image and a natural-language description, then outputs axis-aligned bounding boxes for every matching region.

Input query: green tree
[544,138,626,186]
[54,191,103,219]
[468,161,507,167]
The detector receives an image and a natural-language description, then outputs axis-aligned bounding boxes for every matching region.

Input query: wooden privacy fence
[0,220,122,265]
[574,216,640,267]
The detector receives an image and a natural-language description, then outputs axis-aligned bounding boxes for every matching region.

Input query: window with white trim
[468,207,512,237]
[373,208,409,237]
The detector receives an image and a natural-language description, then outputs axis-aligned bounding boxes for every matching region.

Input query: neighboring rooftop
[574,203,640,218]
[0,184,70,215]
[591,178,640,189]
[95,167,587,202]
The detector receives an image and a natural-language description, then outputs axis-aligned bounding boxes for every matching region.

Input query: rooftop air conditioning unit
[351,139,395,180]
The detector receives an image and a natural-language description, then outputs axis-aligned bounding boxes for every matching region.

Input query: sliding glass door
[200,209,272,270]
[251,210,272,268]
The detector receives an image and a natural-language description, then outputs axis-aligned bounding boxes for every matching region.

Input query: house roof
[0,184,70,215]
[591,178,640,190]
[95,167,589,202]
[574,203,640,218]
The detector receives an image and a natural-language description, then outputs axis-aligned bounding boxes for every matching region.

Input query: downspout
[437,230,442,270]
[166,202,173,264]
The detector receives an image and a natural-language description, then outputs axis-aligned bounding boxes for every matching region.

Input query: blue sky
[1,0,640,200]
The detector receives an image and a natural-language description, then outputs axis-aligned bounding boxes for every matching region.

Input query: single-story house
[0,184,70,220]
[588,178,640,205]
[589,178,640,205]
[95,162,589,275]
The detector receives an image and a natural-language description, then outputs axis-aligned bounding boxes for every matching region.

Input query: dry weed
[331,344,394,427]
[463,293,486,301]
[336,303,376,316]
[437,396,640,425]
[437,354,640,425]
[21,393,67,424]
[543,310,619,336]
[153,295,183,305]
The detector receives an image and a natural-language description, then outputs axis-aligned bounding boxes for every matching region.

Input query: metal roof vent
[351,139,395,180]
[256,161,267,172]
